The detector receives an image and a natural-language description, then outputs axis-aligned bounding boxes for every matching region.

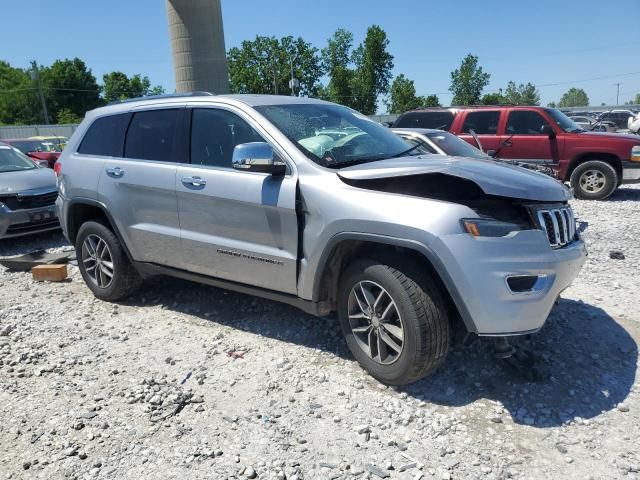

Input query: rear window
[124,109,179,162]
[78,113,129,157]
[462,111,500,134]
[394,111,454,130]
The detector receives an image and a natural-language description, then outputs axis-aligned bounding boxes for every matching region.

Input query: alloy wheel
[347,280,405,365]
[81,234,115,289]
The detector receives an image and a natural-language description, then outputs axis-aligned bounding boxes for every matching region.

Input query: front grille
[6,218,59,235]
[535,205,576,248]
[0,191,58,211]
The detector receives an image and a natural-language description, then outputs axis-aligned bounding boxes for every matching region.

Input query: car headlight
[461,218,524,237]
[631,145,640,162]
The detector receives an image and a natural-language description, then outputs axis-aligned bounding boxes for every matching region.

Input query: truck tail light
[54,161,62,176]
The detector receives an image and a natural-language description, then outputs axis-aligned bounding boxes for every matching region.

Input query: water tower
[166,0,230,94]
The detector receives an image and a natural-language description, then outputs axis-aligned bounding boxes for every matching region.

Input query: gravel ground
[1,185,639,480]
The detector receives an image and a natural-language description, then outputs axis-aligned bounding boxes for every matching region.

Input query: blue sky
[2,0,639,111]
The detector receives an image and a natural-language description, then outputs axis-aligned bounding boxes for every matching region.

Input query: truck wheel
[338,258,451,385]
[75,220,142,301]
[570,160,618,200]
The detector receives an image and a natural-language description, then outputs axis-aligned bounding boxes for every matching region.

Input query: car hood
[337,155,571,202]
[0,168,57,194]
[577,131,640,143]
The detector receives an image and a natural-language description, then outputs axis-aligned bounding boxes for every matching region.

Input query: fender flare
[311,232,476,333]
[65,197,135,263]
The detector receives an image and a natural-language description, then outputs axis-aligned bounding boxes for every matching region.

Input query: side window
[190,108,265,168]
[506,111,551,135]
[124,109,179,161]
[394,111,454,130]
[462,111,500,134]
[78,113,128,156]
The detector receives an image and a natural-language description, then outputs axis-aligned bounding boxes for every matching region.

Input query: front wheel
[570,160,618,200]
[338,258,451,385]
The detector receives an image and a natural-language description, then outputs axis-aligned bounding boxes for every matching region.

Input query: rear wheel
[75,220,142,301]
[570,160,618,200]
[338,258,451,385]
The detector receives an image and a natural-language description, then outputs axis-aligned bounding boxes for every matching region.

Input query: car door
[176,105,299,294]
[457,110,503,152]
[98,107,185,267]
[498,109,562,165]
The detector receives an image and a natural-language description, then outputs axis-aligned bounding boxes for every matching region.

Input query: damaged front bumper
[429,229,587,335]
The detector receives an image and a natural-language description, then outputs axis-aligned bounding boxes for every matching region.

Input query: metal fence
[0,124,79,140]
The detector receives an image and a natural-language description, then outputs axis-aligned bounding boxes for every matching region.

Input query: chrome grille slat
[534,205,576,249]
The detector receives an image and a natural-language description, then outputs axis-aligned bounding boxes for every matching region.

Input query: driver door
[176,106,299,294]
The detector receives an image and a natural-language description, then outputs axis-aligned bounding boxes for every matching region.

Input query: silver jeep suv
[56,93,587,385]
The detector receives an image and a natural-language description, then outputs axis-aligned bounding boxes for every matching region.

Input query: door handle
[182,176,207,187]
[502,140,513,147]
[105,167,124,178]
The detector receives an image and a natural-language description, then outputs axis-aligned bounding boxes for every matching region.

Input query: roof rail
[108,91,215,105]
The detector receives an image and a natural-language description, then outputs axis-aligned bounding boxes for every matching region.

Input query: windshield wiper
[387,144,423,159]
[325,157,388,169]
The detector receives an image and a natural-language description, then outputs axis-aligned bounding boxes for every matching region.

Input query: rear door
[498,109,562,165]
[176,104,299,294]
[457,110,503,152]
[97,107,184,266]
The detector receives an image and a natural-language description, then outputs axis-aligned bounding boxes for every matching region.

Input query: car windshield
[424,131,488,159]
[254,103,414,168]
[545,108,584,133]
[0,145,37,172]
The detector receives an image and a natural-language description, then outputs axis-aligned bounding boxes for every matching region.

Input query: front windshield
[425,131,487,159]
[545,108,584,133]
[0,145,37,172]
[255,103,414,168]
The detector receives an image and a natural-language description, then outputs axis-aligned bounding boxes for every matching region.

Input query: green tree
[630,93,640,104]
[423,94,441,107]
[56,108,82,124]
[547,101,557,108]
[558,88,589,107]
[385,75,442,113]
[480,91,505,105]
[349,25,394,114]
[228,35,323,97]
[0,61,41,125]
[386,74,422,113]
[503,81,540,105]
[449,54,490,106]
[41,58,102,123]
[102,71,164,103]
[320,29,355,105]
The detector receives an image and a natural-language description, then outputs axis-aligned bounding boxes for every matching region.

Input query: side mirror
[486,149,497,158]
[540,124,556,138]
[232,142,286,176]
[35,159,49,168]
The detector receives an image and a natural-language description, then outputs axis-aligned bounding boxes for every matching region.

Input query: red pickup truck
[393,106,640,200]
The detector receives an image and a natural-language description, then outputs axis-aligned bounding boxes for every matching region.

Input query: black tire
[338,258,451,385]
[570,160,618,200]
[75,220,142,301]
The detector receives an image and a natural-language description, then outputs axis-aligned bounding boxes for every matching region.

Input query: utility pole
[288,54,299,96]
[30,60,49,124]
[271,56,278,95]
[614,82,622,105]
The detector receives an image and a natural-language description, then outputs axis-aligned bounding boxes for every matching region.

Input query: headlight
[461,218,524,237]
[631,145,640,162]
